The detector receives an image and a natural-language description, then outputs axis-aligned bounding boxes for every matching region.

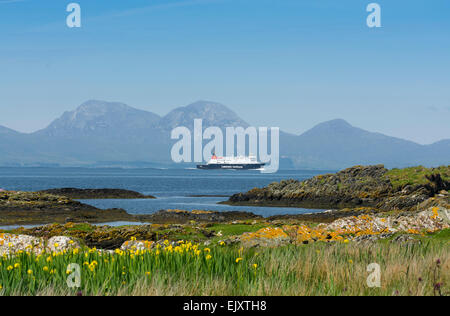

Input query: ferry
[197,154,265,170]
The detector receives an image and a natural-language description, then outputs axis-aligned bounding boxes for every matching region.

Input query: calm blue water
[0,168,332,218]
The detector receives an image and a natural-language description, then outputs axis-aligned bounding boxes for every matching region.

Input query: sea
[0,167,333,228]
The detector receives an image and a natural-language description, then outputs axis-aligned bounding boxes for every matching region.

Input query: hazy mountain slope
[0,130,66,165]
[30,100,169,163]
[419,139,450,166]
[0,101,448,168]
[282,119,429,169]
[0,101,169,165]
[0,125,21,135]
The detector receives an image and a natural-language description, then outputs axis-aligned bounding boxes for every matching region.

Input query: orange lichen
[241,227,288,241]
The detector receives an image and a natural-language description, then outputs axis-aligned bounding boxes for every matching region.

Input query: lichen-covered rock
[46,236,80,253]
[0,233,44,256]
[419,207,450,225]
[120,239,154,251]
[235,205,449,248]
[240,227,290,248]
[324,206,449,234]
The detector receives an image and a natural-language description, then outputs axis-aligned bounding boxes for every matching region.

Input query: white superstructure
[207,155,260,165]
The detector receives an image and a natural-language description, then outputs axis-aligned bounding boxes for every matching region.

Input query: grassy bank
[1,231,448,296]
[386,165,450,190]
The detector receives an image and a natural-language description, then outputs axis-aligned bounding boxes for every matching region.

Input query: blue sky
[0,0,449,144]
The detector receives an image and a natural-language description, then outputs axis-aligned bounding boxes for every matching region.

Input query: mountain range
[0,100,449,169]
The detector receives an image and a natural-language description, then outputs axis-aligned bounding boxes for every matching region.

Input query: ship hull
[197,163,265,170]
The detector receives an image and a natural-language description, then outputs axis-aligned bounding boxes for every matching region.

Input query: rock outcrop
[0,233,80,256]
[39,188,156,200]
[322,207,449,234]
[0,233,44,256]
[233,205,449,248]
[141,209,262,224]
[0,191,262,227]
[240,227,290,248]
[226,165,450,211]
[46,236,81,253]
[0,191,134,226]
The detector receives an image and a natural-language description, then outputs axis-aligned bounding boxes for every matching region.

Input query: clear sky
[0,0,449,144]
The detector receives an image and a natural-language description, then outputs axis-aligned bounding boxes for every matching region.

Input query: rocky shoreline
[0,190,267,226]
[0,189,374,227]
[38,188,156,199]
[1,204,448,253]
[225,165,450,211]
[1,165,449,252]
[138,209,261,224]
[1,165,449,227]
[0,190,138,226]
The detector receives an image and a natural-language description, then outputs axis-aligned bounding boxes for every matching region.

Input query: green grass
[376,229,450,245]
[386,165,450,190]
[151,223,268,243]
[207,222,267,237]
[66,223,96,233]
[1,236,448,296]
[154,227,206,242]
[425,228,450,241]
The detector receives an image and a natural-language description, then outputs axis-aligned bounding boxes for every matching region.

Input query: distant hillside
[284,119,427,169]
[0,100,449,169]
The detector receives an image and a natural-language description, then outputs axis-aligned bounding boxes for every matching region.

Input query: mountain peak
[75,100,132,115]
[185,100,229,110]
[315,119,353,129]
[160,100,249,129]
[300,119,355,138]
[37,100,161,137]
